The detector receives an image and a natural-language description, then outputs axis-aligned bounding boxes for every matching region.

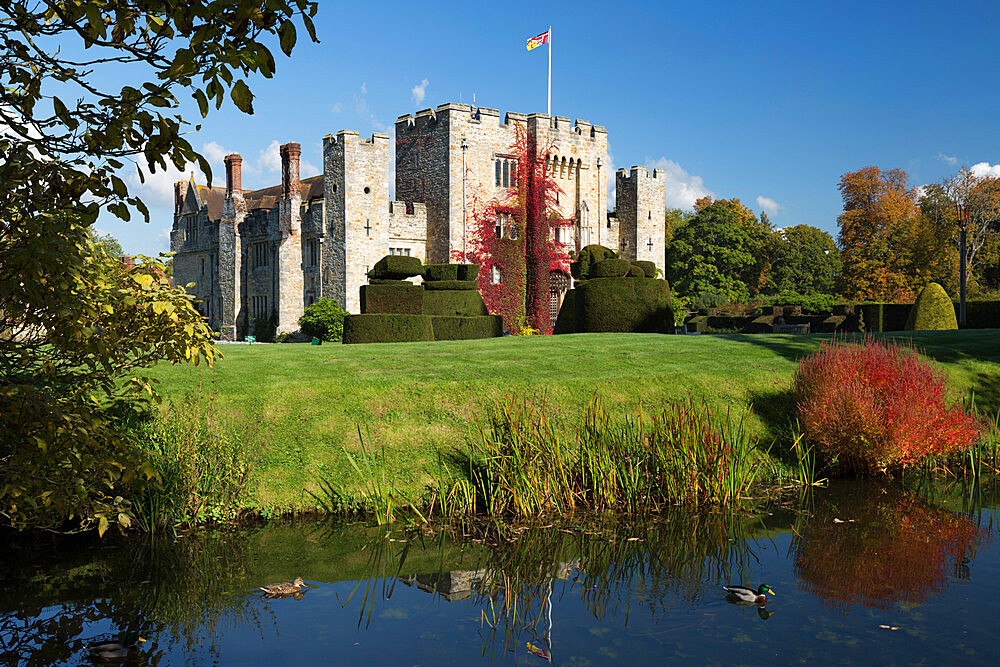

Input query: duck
[259,577,307,598]
[86,635,146,662]
[723,583,776,606]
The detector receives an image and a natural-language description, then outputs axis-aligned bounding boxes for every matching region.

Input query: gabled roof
[179,180,226,220]
[244,175,324,211]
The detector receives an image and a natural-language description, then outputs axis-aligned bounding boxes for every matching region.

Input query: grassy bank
[143,330,1000,515]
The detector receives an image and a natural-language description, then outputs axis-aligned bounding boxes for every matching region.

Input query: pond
[1,479,997,665]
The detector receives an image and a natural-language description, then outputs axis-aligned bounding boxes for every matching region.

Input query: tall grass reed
[433,395,764,519]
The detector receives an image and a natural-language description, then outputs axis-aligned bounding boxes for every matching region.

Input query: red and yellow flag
[526,29,550,51]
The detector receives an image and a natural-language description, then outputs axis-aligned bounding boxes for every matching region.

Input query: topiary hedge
[965,301,1000,328]
[430,315,504,341]
[906,282,958,331]
[632,260,657,278]
[577,277,674,334]
[590,258,632,278]
[368,278,411,285]
[424,263,460,282]
[575,244,617,280]
[361,284,424,315]
[457,264,481,281]
[423,280,478,291]
[343,314,434,344]
[422,290,488,317]
[369,255,424,280]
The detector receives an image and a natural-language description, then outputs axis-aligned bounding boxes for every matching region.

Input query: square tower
[615,166,666,270]
[324,130,391,313]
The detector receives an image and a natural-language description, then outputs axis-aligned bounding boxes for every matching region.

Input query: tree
[768,225,841,295]
[90,229,124,262]
[836,167,918,301]
[0,1,318,532]
[665,198,773,302]
[664,208,694,244]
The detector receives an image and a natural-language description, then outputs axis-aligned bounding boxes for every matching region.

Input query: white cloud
[157,226,172,245]
[331,102,343,114]
[938,152,959,166]
[411,78,429,105]
[756,195,781,216]
[124,160,207,210]
[300,159,321,178]
[645,157,713,210]
[258,140,282,173]
[201,141,230,166]
[971,162,1000,178]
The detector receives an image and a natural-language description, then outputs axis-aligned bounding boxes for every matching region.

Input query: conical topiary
[905,282,958,331]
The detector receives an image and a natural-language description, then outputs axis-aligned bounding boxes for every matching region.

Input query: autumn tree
[665,197,774,302]
[0,1,318,532]
[836,167,919,301]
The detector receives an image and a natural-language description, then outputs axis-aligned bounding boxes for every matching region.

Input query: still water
[1,480,997,665]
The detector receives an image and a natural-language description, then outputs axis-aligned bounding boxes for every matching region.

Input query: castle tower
[323,130,391,313]
[217,153,247,340]
[615,166,666,270]
[276,143,305,333]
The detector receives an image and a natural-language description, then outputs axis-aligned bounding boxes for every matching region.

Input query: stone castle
[170,102,666,338]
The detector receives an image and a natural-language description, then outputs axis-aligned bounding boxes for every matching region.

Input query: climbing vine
[454,125,572,333]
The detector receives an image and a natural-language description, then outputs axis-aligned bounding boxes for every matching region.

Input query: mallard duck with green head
[259,577,307,598]
[724,583,776,606]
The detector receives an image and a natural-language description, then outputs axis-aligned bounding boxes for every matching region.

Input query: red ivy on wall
[453,125,572,333]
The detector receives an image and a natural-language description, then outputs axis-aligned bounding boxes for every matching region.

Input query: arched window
[491,265,502,285]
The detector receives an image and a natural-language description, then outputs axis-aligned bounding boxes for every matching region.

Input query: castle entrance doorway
[549,270,570,325]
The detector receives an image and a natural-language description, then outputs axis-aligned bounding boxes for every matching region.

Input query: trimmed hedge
[590,258,632,278]
[423,280,478,291]
[626,265,644,278]
[342,314,434,344]
[430,315,504,341]
[422,290,488,317]
[964,301,1000,328]
[368,278,411,285]
[906,282,957,331]
[633,260,657,278]
[369,255,424,280]
[576,244,617,279]
[424,264,460,282]
[577,277,674,334]
[859,303,912,332]
[457,264,481,281]
[361,284,423,315]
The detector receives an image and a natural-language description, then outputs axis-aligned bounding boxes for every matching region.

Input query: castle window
[253,243,268,268]
[200,257,205,276]
[503,161,509,188]
[251,295,268,319]
[364,219,372,236]
[491,265,502,285]
[389,247,411,257]
[648,211,651,220]
[185,217,197,242]
[364,186,371,195]
[306,291,316,307]
[495,160,502,187]
[307,239,319,267]
[495,158,517,189]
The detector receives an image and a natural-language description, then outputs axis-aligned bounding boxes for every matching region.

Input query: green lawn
[146,330,1000,512]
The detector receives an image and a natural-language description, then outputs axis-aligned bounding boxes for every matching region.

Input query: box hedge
[577,277,674,334]
[576,244,617,279]
[964,300,1000,328]
[360,284,424,315]
[368,278,411,285]
[423,280,478,291]
[424,263,460,282]
[369,255,424,280]
[342,314,435,344]
[422,290,488,317]
[590,258,632,278]
[626,265,644,278]
[430,315,504,340]
[457,264,481,281]
[632,261,657,278]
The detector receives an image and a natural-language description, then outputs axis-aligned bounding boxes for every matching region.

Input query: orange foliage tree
[836,167,920,301]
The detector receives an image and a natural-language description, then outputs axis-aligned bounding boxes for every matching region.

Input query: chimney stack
[173,181,185,214]
[280,142,301,199]
[224,153,243,197]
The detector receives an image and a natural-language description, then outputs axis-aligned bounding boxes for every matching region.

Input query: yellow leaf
[98,516,109,537]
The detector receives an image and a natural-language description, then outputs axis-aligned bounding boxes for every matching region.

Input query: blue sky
[98,0,1000,255]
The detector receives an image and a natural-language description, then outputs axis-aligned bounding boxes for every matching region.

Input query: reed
[790,421,827,488]
[343,425,398,525]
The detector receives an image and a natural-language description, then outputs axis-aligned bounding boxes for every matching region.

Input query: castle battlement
[396,104,603,136]
[388,201,427,217]
[617,166,666,182]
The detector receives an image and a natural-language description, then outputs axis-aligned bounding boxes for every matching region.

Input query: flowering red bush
[794,336,981,472]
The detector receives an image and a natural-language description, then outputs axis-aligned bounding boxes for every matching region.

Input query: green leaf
[194,89,209,118]
[230,80,254,114]
[278,20,297,57]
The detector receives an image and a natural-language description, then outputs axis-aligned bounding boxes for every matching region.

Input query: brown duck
[259,577,307,598]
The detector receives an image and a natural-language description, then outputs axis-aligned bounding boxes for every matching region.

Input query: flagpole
[547,25,552,117]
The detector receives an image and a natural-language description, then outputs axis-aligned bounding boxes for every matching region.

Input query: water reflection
[792,481,985,613]
[0,481,996,664]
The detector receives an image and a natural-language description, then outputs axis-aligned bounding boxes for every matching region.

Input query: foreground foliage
[795,337,980,473]
[298,298,347,342]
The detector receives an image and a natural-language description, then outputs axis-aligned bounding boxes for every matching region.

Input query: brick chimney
[280,142,301,199]
[224,153,243,197]
[173,181,185,214]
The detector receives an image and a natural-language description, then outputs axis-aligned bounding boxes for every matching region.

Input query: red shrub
[794,336,980,472]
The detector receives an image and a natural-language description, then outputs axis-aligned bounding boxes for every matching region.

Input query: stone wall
[388,201,428,262]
